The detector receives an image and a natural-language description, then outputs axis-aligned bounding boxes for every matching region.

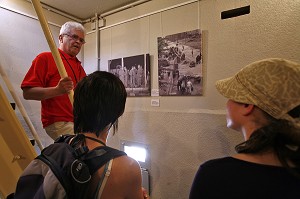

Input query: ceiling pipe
[0,4,61,28]
[100,0,199,30]
[100,0,151,18]
[82,0,151,24]
[85,0,200,34]
[26,0,82,22]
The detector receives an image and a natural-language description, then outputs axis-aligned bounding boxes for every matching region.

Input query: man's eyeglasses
[63,34,86,44]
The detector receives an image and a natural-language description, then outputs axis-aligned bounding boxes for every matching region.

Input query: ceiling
[39,0,149,21]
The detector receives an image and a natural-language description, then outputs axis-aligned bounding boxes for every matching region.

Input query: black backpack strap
[84,146,126,174]
[83,147,126,199]
[54,134,74,144]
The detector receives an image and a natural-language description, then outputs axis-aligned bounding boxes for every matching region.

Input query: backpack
[11,134,126,199]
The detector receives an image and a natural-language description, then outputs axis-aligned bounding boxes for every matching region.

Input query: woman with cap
[189,58,300,199]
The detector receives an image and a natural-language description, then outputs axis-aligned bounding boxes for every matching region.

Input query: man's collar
[58,49,79,62]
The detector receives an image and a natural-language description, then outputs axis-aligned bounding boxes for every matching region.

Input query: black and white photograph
[108,54,151,97]
[108,58,122,76]
[158,29,202,96]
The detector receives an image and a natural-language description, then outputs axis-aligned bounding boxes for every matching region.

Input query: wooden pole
[30,0,74,105]
[0,64,44,150]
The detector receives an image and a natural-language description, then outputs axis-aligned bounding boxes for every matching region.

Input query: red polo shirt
[21,49,86,127]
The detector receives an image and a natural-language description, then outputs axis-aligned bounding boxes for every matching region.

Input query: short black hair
[73,71,127,136]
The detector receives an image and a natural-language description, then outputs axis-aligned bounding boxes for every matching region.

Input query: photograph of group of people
[158,29,202,96]
[108,54,150,96]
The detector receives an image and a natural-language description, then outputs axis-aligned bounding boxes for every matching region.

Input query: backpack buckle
[74,146,89,157]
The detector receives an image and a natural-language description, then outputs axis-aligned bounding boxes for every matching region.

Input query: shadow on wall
[197,125,243,161]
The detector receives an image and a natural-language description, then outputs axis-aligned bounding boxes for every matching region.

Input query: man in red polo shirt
[21,21,86,140]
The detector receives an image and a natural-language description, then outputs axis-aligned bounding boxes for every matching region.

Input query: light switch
[151,99,160,107]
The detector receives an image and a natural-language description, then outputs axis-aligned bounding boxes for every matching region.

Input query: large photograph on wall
[157,29,202,96]
[108,54,150,97]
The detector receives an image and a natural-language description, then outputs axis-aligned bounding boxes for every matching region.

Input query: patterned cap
[215,58,300,127]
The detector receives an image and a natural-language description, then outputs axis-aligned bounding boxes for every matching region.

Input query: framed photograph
[108,54,151,97]
[158,29,202,96]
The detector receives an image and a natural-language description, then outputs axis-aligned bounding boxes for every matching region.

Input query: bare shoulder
[101,155,143,199]
[112,155,142,177]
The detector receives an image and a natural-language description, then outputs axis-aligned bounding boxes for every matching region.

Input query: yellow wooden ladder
[0,84,36,198]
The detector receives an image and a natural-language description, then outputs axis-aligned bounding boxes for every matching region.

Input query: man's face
[59,29,85,57]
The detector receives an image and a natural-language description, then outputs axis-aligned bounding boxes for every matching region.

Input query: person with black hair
[190,58,300,199]
[73,71,150,199]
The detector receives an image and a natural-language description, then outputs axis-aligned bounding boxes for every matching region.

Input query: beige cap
[215,58,300,126]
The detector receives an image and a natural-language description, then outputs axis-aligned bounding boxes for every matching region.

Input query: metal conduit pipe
[85,0,199,35]
[0,4,61,28]
[95,13,101,71]
[101,0,199,30]
[25,0,82,22]
[82,0,152,24]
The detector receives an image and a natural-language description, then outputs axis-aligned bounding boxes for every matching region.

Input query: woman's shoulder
[201,156,237,168]
[104,155,142,196]
[113,155,141,174]
[200,155,299,173]
[199,156,270,174]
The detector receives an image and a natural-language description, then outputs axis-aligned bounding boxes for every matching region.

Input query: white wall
[1,0,300,198]
[83,0,300,198]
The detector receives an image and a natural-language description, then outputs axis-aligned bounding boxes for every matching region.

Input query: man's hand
[56,77,73,94]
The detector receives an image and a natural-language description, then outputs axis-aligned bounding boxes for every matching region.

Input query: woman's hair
[235,105,300,177]
[59,21,86,35]
[73,71,127,136]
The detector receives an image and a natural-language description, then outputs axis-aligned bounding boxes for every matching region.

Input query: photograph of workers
[158,29,202,96]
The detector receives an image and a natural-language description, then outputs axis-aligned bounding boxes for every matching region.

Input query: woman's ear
[243,104,255,116]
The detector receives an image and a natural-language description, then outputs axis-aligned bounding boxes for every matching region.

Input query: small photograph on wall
[108,54,151,97]
[157,29,202,96]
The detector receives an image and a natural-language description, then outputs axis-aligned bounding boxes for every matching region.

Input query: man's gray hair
[59,21,85,35]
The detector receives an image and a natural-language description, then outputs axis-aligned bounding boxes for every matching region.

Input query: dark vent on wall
[221,5,250,19]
